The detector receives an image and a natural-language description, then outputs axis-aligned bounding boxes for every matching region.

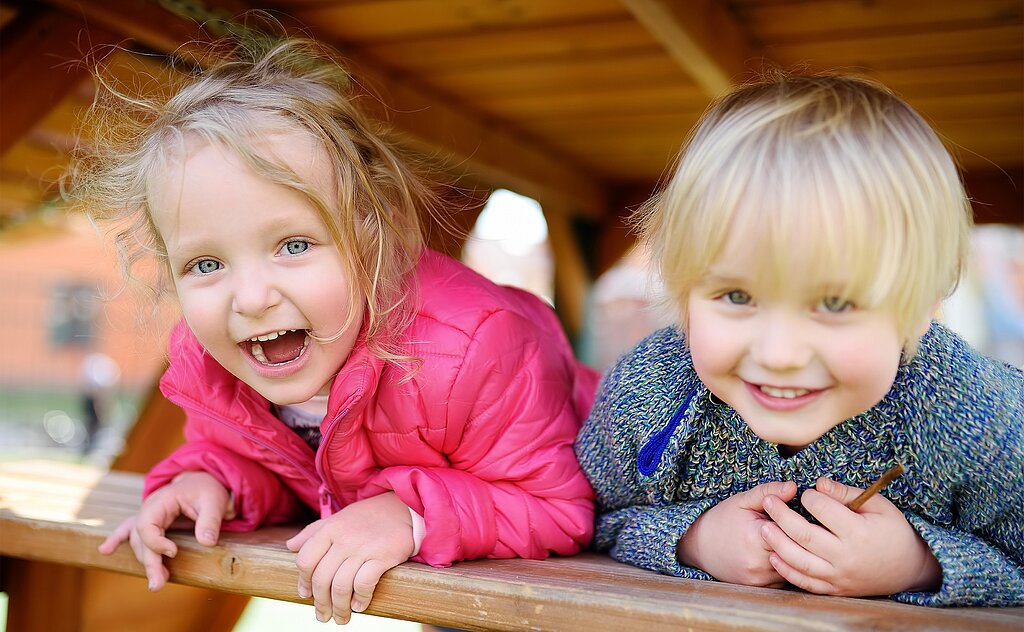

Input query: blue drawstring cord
[636,389,696,476]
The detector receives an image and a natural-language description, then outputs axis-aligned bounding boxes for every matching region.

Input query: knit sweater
[575,322,1024,607]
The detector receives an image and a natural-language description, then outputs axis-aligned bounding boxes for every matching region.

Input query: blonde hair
[635,73,972,354]
[65,35,438,365]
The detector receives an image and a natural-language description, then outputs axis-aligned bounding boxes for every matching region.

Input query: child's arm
[356,309,596,566]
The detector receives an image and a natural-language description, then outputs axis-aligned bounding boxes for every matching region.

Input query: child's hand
[287,491,415,625]
[97,471,233,591]
[760,476,942,596]
[677,481,797,587]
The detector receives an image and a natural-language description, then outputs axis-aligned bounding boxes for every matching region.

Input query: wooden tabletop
[2,459,1022,631]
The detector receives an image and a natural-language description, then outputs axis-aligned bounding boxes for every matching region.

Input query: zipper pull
[318,484,337,517]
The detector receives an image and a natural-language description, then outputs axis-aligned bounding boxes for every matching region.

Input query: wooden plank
[479,85,707,120]
[284,0,628,42]
[622,0,762,96]
[906,92,1024,121]
[425,52,692,97]
[768,26,1024,70]
[361,19,659,70]
[3,461,1023,631]
[734,0,1024,40]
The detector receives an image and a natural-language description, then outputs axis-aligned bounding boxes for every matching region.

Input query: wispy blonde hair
[635,73,972,355]
[65,34,439,365]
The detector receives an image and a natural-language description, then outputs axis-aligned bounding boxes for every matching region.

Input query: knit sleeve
[575,328,713,578]
[595,502,716,579]
[893,512,1024,606]
[891,324,1024,606]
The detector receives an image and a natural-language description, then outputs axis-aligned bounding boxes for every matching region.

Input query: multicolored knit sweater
[575,322,1023,607]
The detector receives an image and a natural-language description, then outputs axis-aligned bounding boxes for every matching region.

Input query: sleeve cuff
[409,506,426,557]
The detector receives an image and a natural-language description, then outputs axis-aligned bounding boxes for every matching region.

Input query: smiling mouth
[245,329,310,366]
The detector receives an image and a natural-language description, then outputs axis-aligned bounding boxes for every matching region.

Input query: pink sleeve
[359,309,595,567]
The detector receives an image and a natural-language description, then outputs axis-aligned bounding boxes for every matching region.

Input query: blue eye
[191,259,222,275]
[819,296,853,313]
[282,240,310,256]
[723,290,752,305]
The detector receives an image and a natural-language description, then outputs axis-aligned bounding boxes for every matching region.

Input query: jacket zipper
[314,406,351,515]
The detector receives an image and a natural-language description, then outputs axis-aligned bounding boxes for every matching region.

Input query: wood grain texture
[2,460,1022,631]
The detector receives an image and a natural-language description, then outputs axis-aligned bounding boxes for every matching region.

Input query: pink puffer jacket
[146,250,600,566]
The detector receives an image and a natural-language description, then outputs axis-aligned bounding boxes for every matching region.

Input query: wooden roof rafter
[38,0,609,219]
[621,0,763,97]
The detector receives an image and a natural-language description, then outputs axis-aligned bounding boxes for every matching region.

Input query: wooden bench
[2,460,1022,631]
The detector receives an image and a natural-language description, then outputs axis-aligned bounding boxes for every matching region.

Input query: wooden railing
[2,460,1022,631]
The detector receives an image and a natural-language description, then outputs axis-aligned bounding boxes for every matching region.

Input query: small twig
[848,464,905,510]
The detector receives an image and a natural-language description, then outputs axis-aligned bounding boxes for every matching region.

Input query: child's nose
[751,313,812,370]
[231,268,283,317]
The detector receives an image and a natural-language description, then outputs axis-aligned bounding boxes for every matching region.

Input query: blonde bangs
[641,74,970,346]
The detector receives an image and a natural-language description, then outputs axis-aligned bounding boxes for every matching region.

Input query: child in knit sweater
[575,74,1023,606]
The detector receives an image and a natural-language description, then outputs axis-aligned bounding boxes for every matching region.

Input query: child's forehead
[700,197,864,293]
[149,126,330,203]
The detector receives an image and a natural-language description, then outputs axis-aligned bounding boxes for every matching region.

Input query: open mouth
[245,329,310,366]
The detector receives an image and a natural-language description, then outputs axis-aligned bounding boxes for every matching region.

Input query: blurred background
[1,1,1021,630]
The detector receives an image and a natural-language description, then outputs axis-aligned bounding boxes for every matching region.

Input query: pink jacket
[146,250,600,566]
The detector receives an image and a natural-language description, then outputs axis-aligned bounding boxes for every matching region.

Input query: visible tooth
[278,330,288,336]
[251,342,269,364]
[760,385,809,399]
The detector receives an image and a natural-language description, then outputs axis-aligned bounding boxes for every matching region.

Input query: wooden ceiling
[2,0,1022,238]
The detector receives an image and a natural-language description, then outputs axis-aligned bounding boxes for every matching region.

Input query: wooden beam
[0,7,115,155]
[4,461,1023,632]
[621,0,760,96]
[40,0,608,218]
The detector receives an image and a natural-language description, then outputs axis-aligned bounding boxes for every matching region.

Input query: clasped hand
[679,478,941,596]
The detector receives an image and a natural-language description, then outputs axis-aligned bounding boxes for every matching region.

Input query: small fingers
[98,516,136,555]
[310,549,349,623]
[128,529,172,591]
[349,559,391,614]
[192,496,226,547]
[769,552,839,595]
[815,477,861,503]
[136,520,178,559]
[286,519,323,553]
[737,481,798,511]
[763,495,835,557]
[293,526,329,600]
[760,521,833,580]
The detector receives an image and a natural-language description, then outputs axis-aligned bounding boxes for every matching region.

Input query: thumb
[193,499,225,547]
[814,477,865,506]
[737,481,798,511]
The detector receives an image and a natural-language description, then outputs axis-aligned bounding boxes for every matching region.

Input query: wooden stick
[847,464,905,510]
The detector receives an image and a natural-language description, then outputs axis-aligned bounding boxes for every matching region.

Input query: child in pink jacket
[69,35,598,624]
